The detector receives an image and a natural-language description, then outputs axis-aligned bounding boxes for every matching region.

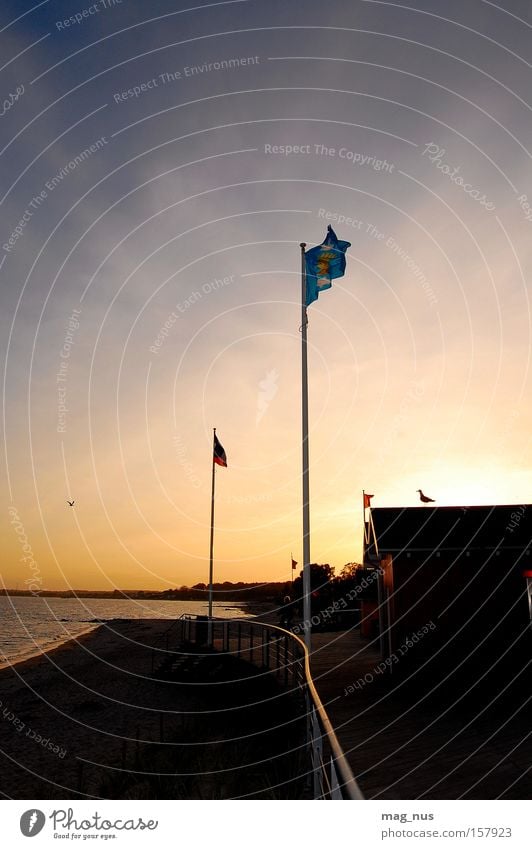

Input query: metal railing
[149,614,187,673]
[173,615,363,800]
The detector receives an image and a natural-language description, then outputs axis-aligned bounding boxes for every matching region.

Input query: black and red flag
[213,434,227,467]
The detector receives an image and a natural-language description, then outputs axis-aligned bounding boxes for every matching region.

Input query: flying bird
[417,489,435,503]
[67,500,75,507]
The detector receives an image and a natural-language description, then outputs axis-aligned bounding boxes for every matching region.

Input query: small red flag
[213,434,227,467]
[364,493,374,509]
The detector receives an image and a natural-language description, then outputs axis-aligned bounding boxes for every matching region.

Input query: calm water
[0,596,251,667]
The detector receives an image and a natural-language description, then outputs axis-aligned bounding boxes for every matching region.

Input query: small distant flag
[213,434,227,467]
[364,493,374,509]
[291,557,298,570]
[305,225,351,306]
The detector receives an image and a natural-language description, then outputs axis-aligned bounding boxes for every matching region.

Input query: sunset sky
[2,0,532,590]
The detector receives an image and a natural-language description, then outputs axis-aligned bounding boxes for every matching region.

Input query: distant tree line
[0,564,378,606]
[290,562,378,616]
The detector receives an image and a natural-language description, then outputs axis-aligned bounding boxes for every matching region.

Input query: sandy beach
[0,619,201,798]
[0,612,302,799]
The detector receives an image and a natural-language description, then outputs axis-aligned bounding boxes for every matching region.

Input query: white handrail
[179,615,364,800]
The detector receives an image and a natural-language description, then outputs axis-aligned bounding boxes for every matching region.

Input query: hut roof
[369,505,532,554]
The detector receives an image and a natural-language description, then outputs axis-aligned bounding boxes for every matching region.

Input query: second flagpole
[300,243,311,652]
[208,427,216,645]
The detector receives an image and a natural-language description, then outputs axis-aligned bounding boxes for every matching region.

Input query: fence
[155,615,364,800]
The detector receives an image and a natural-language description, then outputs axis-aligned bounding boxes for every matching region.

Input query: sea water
[0,596,250,667]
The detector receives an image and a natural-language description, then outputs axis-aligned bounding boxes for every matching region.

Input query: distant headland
[0,581,288,602]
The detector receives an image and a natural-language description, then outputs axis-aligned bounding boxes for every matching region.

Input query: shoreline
[0,601,256,672]
[0,619,193,798]
[0,606,277,798]
[0,615,304,800]
[0,624,100,673]
[0,598,276,682]
[0,613,291,799]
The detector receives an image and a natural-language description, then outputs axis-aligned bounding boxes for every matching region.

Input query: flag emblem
[305,225,351,306]
[213,434,227,467]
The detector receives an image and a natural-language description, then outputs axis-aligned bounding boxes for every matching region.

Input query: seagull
[417,489,435,503]
[67,500,75,507]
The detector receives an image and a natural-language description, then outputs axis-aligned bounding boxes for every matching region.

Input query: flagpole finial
[300,242,306,249]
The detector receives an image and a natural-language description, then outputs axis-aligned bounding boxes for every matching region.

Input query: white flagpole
[362,490,366,563]
[300,243,311,652]
[208,427,216,645]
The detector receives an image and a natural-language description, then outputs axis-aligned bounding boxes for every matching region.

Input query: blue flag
[305,225,351,306]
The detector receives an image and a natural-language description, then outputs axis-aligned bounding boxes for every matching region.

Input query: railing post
[187,616,362,800]
[311,706,324,799]
[262,628,270,668]
[304,690,313,796]
[330,757,342,800]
